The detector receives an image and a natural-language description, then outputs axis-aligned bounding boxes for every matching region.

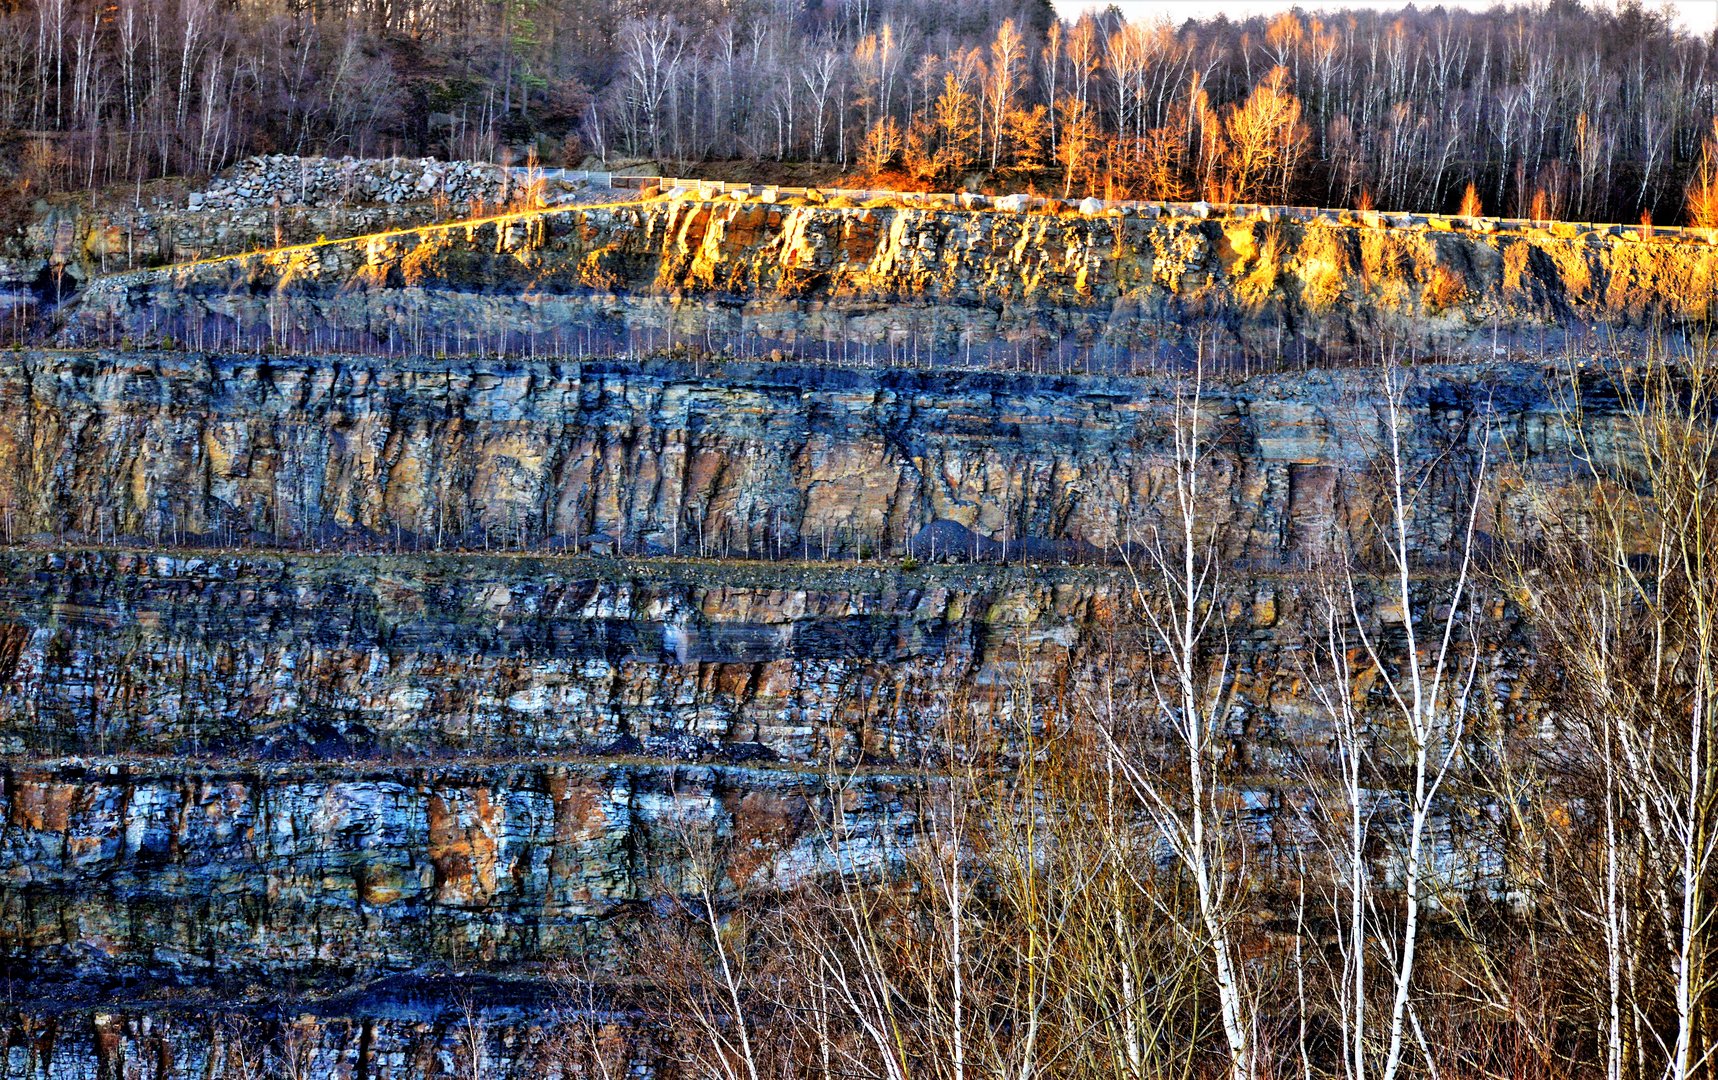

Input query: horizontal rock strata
[0,345,1601,1075]
[64,197,1718,360]
[0,351,1558,562]
[0,549,1534,767]
[0,758,913,982]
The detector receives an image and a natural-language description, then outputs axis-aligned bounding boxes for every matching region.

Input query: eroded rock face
[0,351,1551,561]
[64,198,1718,359]
[0,1004,588,1080]
[0,348,1593,1075]
[0,550,1537,769]
[0,551,1095,762]
[0,759,911,982]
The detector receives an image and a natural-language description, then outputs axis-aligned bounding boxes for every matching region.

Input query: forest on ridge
[3,0,1718,222]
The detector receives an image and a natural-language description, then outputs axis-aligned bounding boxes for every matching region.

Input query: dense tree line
[2,0,1717,221]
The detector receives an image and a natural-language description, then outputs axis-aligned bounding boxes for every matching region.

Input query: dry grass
[1422,263,1468,312]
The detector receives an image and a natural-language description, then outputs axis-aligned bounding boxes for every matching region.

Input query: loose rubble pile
[188,155,537,211]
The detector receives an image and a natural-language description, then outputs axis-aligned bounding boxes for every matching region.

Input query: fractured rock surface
[65,197,1718,360]
[0,198,1656,1071]
[0,351,1542,560]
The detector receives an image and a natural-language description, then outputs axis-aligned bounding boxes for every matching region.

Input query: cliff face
[0,1004,583,1080]
[0,351,1542,561]
[0,758,913,980]
[0,548,1539,770]
[64,197,1718,359]
[0,348,1560,778]
[0,550,1099,763]
[0,350,1556,981]
[0,202,1659,1075]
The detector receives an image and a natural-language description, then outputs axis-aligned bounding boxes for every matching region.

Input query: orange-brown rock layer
[65,200,1718,360]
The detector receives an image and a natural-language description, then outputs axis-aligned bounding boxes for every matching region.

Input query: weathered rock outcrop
[64,197,1718,360]
[2,192,1677,1074]
[0,351,1538,562]
[0,549,1534,770]
[0,999,588,1080]
[0,349,1559,1001]
[0,758,912,981]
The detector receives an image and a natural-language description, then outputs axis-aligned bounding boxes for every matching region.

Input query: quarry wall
[0,162,1675,1077]
[53,180,1718,363]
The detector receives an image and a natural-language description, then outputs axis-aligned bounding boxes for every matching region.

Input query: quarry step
[62,191,1718,366]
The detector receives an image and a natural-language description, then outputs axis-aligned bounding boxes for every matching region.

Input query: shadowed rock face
[0,759,913,979]
[62,199,1718,360]
[0,1001,580,1080]
[0,346,1606,1075]
[0,549,1541,769]
[0,550,1078,762]
[0,351,1553,561]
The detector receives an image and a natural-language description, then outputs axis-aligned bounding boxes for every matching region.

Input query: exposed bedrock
[0,551,1532,765]
[0,345,1592,1073]
[0,351,1574,564]
[0,757,913,982]
[64,198,1718,359]
[0,1002,581,1080]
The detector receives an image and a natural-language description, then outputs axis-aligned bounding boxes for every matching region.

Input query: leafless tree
[1300,353,1492,1080]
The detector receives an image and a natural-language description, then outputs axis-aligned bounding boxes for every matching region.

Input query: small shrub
[1423,264,1468,312]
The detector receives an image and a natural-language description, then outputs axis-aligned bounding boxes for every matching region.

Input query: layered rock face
[0,195,1639,1075]
[0,349,1546,966]
[0,351,1528,560]
[0,1004,575,1080]
[0,350,1553,765]
[0,549,1532,771]
[65,196,1718,360]
[0,758,911,979]
[0,551,1101,762]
